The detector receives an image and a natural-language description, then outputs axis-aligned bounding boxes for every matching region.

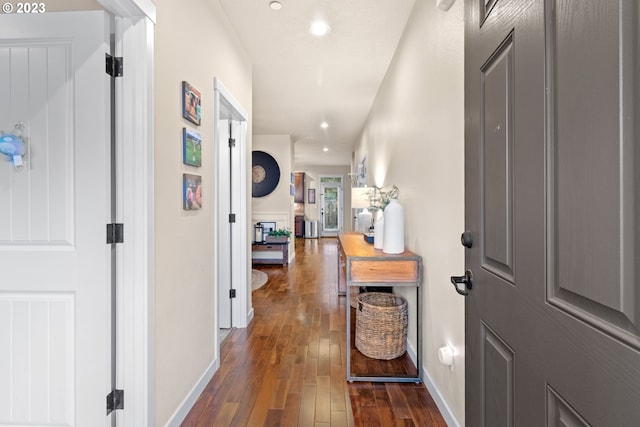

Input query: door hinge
[107,223,124,244]
[106,389,124,414]
[228,138,236,147]
[106,53,123,77]
[229,214,236,223]
[229,289,236,298]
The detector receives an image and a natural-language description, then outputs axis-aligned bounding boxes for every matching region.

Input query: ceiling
[219,0,416,167]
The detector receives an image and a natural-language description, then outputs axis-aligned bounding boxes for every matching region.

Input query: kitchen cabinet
[294,172,304,203]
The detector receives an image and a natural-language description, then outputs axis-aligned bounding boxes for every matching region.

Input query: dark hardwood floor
[181,237,447,426]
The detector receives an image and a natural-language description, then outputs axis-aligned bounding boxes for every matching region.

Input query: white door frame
[214,78,250,338]
[97,1,155,426]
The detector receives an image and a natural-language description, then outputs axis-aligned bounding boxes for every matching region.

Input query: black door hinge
[106,53,123,77]
[106,389,124,414]
[107,223,124,244]
[228,138,236,147]
[229,214,236,223]
[229,289,236,298]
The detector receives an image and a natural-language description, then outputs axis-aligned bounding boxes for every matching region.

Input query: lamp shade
[351,187,370,209]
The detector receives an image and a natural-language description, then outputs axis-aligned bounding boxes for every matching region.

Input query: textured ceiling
[219,0,416,166]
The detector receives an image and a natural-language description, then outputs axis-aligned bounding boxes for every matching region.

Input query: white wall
[154,0,252,425]
[353,1,465,424]
[252,135,295,258]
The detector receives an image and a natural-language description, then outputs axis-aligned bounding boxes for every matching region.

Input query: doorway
[319,176,343,236]
[214,78,249,348]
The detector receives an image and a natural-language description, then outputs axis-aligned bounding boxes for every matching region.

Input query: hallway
[181,238,446,426]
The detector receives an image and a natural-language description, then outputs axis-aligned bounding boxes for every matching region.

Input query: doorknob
[460,231,473,248]
[450,270,473,296]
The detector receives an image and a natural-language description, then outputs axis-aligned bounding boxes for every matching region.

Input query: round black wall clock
[252,150,281,197]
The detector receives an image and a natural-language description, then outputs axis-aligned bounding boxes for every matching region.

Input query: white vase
[357,209,372,233]
[383,198,404,254]
[374,214,384,249]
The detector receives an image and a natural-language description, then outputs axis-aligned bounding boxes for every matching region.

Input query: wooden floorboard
[181,237,447,426]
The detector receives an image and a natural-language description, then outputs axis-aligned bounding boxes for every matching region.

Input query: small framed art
[183,173,202,210]
[260,221,276,241]
[308,188,316,204]
[183,128,202,167]
[182,81,201,126]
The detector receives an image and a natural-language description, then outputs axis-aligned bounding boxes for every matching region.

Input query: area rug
[252,269,268,291]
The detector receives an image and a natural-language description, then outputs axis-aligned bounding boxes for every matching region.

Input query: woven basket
[350,287,363,308]
[355,292,408,360]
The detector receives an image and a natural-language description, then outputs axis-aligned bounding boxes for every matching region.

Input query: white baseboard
[164,357,219,427]
[406,342,462,427]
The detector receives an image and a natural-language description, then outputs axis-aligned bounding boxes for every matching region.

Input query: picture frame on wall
[183,128,202,167]
[182,81,201,126]
[308,188,316,204]
[356,155,367,187]
[183,173,202,210]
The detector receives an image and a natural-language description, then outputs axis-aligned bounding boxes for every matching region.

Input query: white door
[215,84,248,330]
[0,11,113,426]
[320,180,342,236]
[217,119,234,329]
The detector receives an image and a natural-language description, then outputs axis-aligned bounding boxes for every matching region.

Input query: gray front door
[464,1,640,425]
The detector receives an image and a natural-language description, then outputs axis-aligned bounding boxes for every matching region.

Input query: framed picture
[290,184,295,196]
[182,81,201,126]
[260,221,276,241]
[183,128,202,167]
[290,172,294,184]
[356,154,367,187]
[308,188,316,204]
[183,173,202,210]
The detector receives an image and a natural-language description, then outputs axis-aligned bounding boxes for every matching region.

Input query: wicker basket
[355,292,408,360]
[349,287,363,308]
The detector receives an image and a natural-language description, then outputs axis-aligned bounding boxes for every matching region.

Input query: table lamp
[351,187,372,233]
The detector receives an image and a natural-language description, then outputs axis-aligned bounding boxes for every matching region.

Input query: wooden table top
[338,232,421,284]
[338,232,420,259]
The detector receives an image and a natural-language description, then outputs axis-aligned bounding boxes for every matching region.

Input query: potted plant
[366,185,399,211]
[265,228,291,243]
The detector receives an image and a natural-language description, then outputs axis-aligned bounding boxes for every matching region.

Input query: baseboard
[164,357,219,427]
[406,342,462,427]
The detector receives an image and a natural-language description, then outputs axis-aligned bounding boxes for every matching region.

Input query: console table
[337,232,422,383]
[251,242,288,265]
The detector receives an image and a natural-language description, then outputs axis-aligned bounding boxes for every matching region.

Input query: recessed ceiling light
[320,122,329,129]
[269,1,282,10]
[323,147,329,152]
[310,21,330,37]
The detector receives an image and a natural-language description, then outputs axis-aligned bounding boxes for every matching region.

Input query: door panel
[0,44,72,244]
[546,0,640,344]
[0,295,73,424]
[465,0,640,426]
[546,386,590,427]
[481,323,514,427]
[0,11,112,426]
[481,33,515,282]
